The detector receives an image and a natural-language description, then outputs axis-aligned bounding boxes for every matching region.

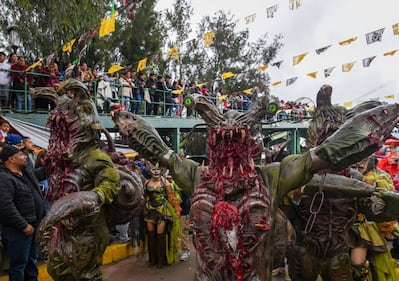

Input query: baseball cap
[5,133,23,145]
[0,145,20,162]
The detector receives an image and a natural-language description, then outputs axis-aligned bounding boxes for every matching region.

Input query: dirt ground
[101,243,289,281]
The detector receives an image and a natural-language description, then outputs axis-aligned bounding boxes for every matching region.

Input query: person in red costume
[377,151,399,190]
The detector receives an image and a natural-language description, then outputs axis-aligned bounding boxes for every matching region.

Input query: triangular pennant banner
[78,26,99,46]
[393,23,399,35]
[286,77,298,86]
[339,37,358,46]
[242,88,253,94]
[167,45,179,60]
[62,38,76,53]
[257,65,268,71]
[137,57,147,72]
[289,0,301,10]
[99,12,117,38]
[220,72,235,79]
[108,64,124,74]
[307,71,318,79]
[362,56,376,67]
[266,5,279,18]
[343,101,353,108]
[45,51,57,66]
[365,28,385,44]
[271,81,282,86]
[315,45,332,55]
[203,30,215,47]
[244,13,256,24]
[384,95,395,99]
[342,61,356,72]
[271,60,283,68]
[26,58,43,71]
[293,53,307,66]
[384,49,398,56]
[324,67,335,78]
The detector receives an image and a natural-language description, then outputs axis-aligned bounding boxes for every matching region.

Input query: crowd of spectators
[0,51,314,122]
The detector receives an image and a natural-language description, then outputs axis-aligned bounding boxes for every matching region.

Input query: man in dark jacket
[0,145,46,281]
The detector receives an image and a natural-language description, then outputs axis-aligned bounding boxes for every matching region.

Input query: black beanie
[0,145,20,162]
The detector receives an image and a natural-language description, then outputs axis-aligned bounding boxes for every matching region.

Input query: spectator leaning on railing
[0,52,11,109]
[10,56,32,111]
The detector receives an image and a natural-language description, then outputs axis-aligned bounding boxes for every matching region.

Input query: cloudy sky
[156,0,399,106]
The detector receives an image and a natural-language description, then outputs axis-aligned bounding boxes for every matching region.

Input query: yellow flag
[204,30,215,47]
[343,101,353,108]
[384,95,395,99]
[242,88,253,94]
[171,89,183,95]
[271,81,282,86]
[384,49,398,56]
[167,46,179,60]
[220,72,234,79]
[257,65,268,71]
[293,52,307,65]
[342,61,356,72]
[108,65,124,74]
[137,58,147,72]
[99,12,117,38]
[339,37,358,46]
[307,71,317,78]
[62,38,76,53]
[393,23,399,35]
[219,94,228,101]
[26,58,43,71]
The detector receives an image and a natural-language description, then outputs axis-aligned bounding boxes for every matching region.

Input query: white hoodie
[0,61,11,86]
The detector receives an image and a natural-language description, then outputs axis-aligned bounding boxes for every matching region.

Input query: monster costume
[32,80,144,281]
[112,93,399,281]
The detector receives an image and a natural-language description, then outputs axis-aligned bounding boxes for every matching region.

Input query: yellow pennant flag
[137,58,147,72]
[384,95,395,99]
[307,71,318,78]
[342,61,356,72]
[220,72,234,79]
[197,82,207,88]
[26,58,43,71]
[171,89,183,95]
[293,52,307,65]
[257,65,268,71]
[343,101,353,108]
[393,23,399,35]
[62,38,76,53]
[339,37,358,46]
[203,30,215,47]
[384,49,398,56]
[219,94,228,101]
[271,81,282,86]
[108,65,124,74]
[167,46,179,60]
[99,12,117,38]
[242,88,253,94]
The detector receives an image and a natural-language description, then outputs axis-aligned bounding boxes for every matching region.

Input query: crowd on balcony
[0,52,313,121]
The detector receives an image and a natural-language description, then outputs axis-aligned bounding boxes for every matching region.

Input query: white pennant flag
[362,56,376,67]
[266,5,279,18]
[365,28,385,44]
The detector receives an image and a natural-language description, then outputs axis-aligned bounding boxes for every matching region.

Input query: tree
[171,10,283,95]
[0,0,111,63]
[164,0,193,78]
[112,0,166,73]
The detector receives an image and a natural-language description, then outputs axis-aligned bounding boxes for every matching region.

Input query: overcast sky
[156,0,399,106]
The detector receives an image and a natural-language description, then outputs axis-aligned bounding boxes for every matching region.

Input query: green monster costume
[112,92,399,281]
[34,79,144,281]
